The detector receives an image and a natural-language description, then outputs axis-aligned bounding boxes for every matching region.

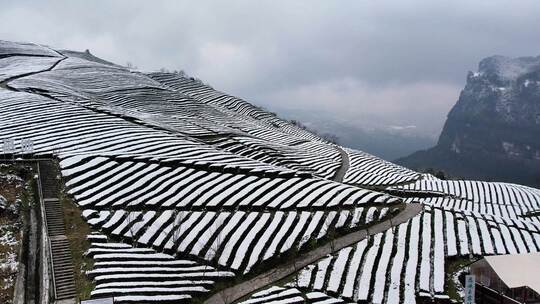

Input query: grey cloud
[260,78,461,137]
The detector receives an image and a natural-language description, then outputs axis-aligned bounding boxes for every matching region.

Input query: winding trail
[331,146,350,183]
[0,56,66,91]
[1,49,73,303]
[204,203,423,304]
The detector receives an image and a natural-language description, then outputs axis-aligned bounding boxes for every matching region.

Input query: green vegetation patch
[0,163,34,304]
[60,191,95,301]
[445,256,477,302]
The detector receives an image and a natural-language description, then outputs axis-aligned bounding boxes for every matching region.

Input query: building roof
[483,252,540,294]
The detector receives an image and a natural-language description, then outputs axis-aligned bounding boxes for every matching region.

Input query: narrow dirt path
[331,146,350,183]
[288,139,311,146]
[0,54,65,91]
[204,203,423,304]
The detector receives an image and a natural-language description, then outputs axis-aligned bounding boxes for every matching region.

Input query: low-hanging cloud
[262,78,461,137]
[1,0,539,137]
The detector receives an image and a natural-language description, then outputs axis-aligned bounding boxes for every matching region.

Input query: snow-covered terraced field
[147,72,323,143]
[86,234,234,303]
[343,149,420,186]
[83,206,395,273]
[0,40,60,57]
[391,179,540,220]
[212,136,342,179]
[238,286,351,304]
[0,91,299,174]
[0,55,62,81]
[59,154,396,210]
[294,206,540,303]
[2,40,540,303]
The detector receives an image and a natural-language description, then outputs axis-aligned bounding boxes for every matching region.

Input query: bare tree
[326,210,339,254]
[322,133,339,145]
[210,217,228,304]
[173,70,186,77]
[206,216,224,268]
[126,211,138,247]
[196,215,224,277]
[125,62,138,70]
[291,243,302,287]
[329,225,336,254]
[389,212,396,234]
[171,209,187,255]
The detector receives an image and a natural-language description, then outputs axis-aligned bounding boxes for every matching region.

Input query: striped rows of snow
[6,58,266,141]
[0,91,306,176]
[0,39,60,57]
[93,86,313,148]
[391,179,540,220]
[4,55,347,179]
[239,286,351,304]
[10,41,540,303]
[0,55,62,82]
[93,87,247,137]
[7,56,326,148]
[79,85,342,179]
[2,50,421,186]
[82,206,393,274]
[1,41,424,189]
[211,136,341,179]
[294,206,540,303]
[343,148,420,186]
[147,72,323,142]
[73,84,342,179]
[85,234,234,303]
[59,154,398,210]
[10,56,164,95]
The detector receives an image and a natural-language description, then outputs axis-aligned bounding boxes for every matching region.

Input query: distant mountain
[397,55,540,188]
[334,125,435,160]
[276,109,436,160]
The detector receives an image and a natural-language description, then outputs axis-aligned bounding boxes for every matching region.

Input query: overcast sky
[1,0,539,137]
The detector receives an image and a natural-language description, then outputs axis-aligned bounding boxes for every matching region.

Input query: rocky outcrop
[397,55,540,188]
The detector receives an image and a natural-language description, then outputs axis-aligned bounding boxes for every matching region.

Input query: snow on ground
[3,41,540,304]
[0,170,25,303]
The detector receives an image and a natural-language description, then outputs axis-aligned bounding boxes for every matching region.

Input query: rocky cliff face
[397,55,540,187]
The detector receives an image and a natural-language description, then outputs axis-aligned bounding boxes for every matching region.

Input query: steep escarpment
[398,55,540,187]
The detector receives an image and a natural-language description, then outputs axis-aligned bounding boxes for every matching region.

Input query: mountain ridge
[397,54,540,188]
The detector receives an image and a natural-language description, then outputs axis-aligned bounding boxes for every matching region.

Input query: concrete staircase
[39,161,77,303]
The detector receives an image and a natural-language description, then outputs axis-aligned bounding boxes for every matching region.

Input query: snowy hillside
[1,40,539,304]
